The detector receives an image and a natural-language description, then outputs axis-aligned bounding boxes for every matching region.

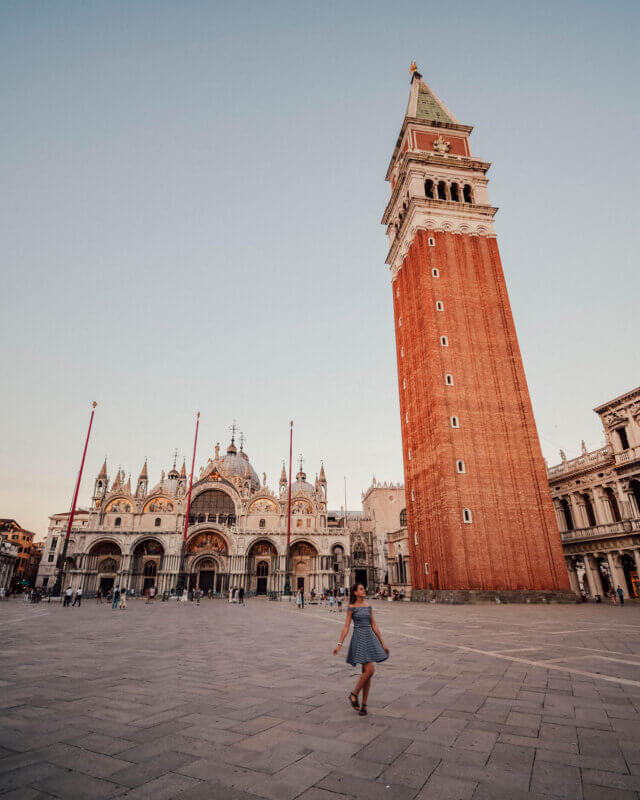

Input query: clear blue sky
[2,0,638,537]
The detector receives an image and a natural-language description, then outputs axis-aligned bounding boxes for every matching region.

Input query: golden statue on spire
[409,61,418,74]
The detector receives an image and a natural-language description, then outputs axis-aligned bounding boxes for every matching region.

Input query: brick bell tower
[383,65,572,599]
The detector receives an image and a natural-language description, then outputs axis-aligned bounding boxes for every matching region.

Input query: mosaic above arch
[143,498,174,513]
[187,531,228,555]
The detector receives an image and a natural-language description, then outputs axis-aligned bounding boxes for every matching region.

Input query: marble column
[565,559,581,595]
[583,554,604,598]
[593,487,612,524]
[606,551,629,598]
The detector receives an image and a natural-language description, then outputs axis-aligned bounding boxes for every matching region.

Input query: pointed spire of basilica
[98,459,108,480]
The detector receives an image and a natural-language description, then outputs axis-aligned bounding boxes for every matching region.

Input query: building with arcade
[36,436,361,597]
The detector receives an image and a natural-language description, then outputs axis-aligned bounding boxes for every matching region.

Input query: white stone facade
[36,440,354,596]
[548,385,640,599]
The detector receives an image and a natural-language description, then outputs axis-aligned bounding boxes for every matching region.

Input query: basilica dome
[284,469,315,496]
[218,442,261,491]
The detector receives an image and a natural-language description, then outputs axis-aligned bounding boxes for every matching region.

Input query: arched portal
[89,540,122,594]
[186,531,228,593]
[290,541,318,595]
[621,553,638,598]
[193,556,219,593]
[131,539,164,594]
[248,540,277,595]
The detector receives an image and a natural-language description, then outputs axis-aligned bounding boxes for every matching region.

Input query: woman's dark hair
[349,583,364,605]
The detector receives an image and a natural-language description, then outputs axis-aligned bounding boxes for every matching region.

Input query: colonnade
[566,548,640,599]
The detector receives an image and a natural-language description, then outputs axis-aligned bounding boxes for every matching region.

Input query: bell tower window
[425,179,434,199]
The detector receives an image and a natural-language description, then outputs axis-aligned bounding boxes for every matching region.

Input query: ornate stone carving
[433,135,450,154]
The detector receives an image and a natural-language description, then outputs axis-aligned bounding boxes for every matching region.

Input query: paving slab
[1,596,640,800]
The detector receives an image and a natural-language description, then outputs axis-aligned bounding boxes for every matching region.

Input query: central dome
[219,442,260,491]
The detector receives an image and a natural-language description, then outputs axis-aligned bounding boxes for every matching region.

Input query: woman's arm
[333,610,353,655]
[370,609,390,653]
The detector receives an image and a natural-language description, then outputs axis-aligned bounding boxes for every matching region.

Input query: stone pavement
[1,597,640,799]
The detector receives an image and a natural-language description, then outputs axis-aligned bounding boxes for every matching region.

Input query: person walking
[617,586,625,606]
[63,586,73,607]
[333,583,389,717]
[96,588,102,604]
[329,594,335,612]
[610,587,617,604]
[119,588,127,610]
[72,587,82,607]
[238,586,244,605]
[296,589,303,610]
[195,587,201,606]
[112,585,120,610]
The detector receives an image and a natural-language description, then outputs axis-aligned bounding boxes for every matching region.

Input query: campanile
[383,66,572,598]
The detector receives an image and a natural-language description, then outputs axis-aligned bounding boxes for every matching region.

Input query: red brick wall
[393,229,570,591]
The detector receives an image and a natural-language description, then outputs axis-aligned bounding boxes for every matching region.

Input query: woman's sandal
[348,692,360,710]
[359,704,368,716]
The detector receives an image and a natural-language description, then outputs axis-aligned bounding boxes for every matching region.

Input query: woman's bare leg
[361,673,372,706]
[353,663,374,697]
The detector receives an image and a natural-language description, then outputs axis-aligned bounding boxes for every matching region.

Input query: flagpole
[178,412,200,592]
[284,420,293,596]
[53,402,97,597]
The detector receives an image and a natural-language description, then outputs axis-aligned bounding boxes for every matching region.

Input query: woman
[333,583,389,716]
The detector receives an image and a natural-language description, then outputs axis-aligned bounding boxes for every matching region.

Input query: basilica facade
[37,438,358,596]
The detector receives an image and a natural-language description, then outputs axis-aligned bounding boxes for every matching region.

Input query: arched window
[436,301,444,311]
[456,460,466,474]
[400,508,407,526]
[463,184,473,203]
[143,561,157,578]
[189,490,236,526]
[408,448,412,461]
[451,416,460,428]
[396,286,399,298]
[582,494,596,527]
[560,498,574,530]
[405,412,409,423]
[437,181,447,200]
[154,518,161,527]
[401,347,404,358]
[403,378,406,389]
[425,179,434,199]
[445,374,454,386]
[411,489,415,501]
[398,316,402,327]
[463,508,472,524]
[353,546,366,563]
[616,427,630,450]
[431,267,439,277]
[450,182,460,202]
[440,335,448,347]
[428,237,436,247]
[604,487,621,522]
[259,519,266,528]
[114,517,121,527]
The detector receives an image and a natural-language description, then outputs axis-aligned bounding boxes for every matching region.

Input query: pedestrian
[228,587,233,603]
[149,586,155,602]
[610,587,617,604]
[72,587,82,606]
[296,589,303,610]
[112,586,120,610]
[195,587,201,606]
[63,586,73,607]
[238,586,244,605]
[96,588,102,604]
[333,583,390,717]
[181,588,188,603]
[329,594,335,612]
[337,595,343,613]
[119,589,127,610]
[617,586,625,606]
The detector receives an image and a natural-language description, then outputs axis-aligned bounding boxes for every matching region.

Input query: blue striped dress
[345,605,389,666]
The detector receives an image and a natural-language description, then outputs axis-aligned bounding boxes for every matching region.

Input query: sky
[1,0,639,538]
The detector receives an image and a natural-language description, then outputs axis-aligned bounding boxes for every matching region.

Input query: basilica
[37,436,365,597]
